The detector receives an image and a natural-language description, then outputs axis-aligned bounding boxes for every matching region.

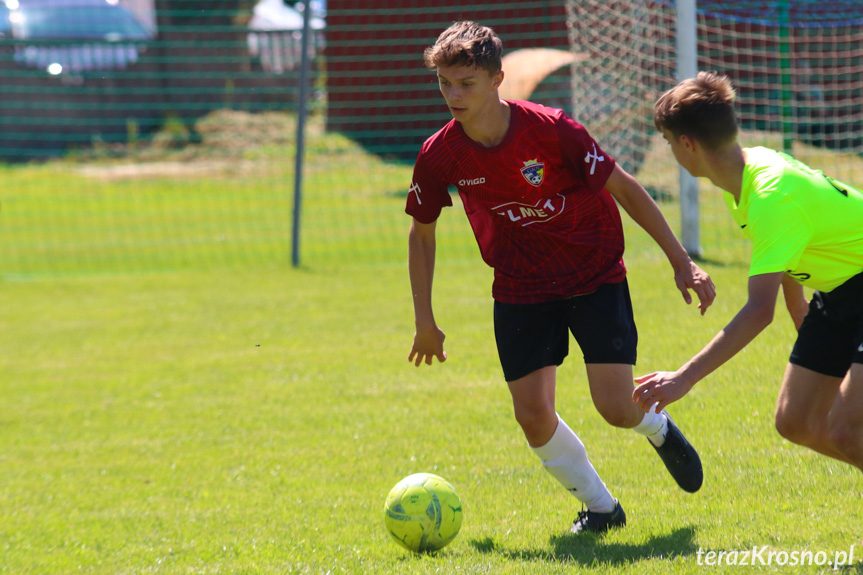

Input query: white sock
[633,408,668,446]
[531,415,616,513]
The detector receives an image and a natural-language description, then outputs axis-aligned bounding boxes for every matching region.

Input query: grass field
[1,119,861,573]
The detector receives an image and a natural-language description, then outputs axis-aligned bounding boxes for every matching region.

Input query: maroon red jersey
[406,100,626,304]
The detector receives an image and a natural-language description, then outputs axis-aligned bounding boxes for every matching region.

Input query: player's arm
[632,271,785,412]
[408,217,446,366]
[604,164,716,314]
[782,273,809,331]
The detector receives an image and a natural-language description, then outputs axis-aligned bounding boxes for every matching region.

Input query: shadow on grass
[837,560,863,574]
[469,526,697,568]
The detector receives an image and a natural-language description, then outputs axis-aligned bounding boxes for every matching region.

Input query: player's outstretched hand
[632,371,693,413]
[675,260,716,315]
[409,324,447,367]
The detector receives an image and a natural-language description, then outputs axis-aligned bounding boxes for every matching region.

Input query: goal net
[566,0,863,258]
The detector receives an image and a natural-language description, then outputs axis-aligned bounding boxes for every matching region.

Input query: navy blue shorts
[493,280,638,382]
[790,271,863,378]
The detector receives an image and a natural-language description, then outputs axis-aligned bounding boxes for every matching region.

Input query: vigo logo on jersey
[493,194,565,226]
[786,270,811,281]
[520,158,545,187]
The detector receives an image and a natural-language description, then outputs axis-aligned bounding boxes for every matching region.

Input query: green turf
[3,254,861,574]
[1,126,861,573]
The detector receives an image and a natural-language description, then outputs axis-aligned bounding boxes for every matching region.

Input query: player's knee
[512,402,555,435]
[774,410,807,445]
[829,421,863,460]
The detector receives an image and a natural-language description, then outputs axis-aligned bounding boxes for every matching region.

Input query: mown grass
[1,119,861,573]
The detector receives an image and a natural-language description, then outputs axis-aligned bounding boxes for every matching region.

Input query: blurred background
[1,0,862,277]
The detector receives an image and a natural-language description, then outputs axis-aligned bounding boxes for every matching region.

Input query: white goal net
[566,0,863,258]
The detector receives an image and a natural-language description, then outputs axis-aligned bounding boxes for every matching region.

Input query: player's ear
[492,70,504,89]
[679,133,698,152]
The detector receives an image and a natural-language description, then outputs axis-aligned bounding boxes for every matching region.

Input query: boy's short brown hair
[654,71,739,150]
[423,21,502,75]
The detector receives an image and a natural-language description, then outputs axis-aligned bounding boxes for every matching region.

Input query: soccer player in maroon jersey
[406,21,716,534]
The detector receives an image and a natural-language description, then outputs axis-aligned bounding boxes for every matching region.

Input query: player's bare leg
[507,365,558,446]
[585,363,644,428]
[826,363,863,471]
[774,363,850,463]
[509,365,623,532]
[586,363,702,492]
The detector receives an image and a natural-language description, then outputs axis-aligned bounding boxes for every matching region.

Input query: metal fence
[3,1,861,277]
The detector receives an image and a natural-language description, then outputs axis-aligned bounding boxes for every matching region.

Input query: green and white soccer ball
[384,472,463,553]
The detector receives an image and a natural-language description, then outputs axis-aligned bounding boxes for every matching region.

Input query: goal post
[565,0,863,260]
[675,0,701,257]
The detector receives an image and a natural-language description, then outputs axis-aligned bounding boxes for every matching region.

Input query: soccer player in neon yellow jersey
[634,71,863,472]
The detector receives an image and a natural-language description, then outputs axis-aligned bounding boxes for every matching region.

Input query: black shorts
[790,271,863,378]
[494,280,638,382]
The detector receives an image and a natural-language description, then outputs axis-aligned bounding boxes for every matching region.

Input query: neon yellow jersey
[724,147,863,292]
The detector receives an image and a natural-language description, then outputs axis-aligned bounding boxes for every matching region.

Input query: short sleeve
[405,148,453,224]
[557,114,616,193]
[747,193,812,276]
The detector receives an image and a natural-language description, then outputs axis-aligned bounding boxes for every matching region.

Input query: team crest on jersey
[520,159,545,187]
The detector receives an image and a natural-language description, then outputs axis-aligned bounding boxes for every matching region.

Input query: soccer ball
[384,472,463,553]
